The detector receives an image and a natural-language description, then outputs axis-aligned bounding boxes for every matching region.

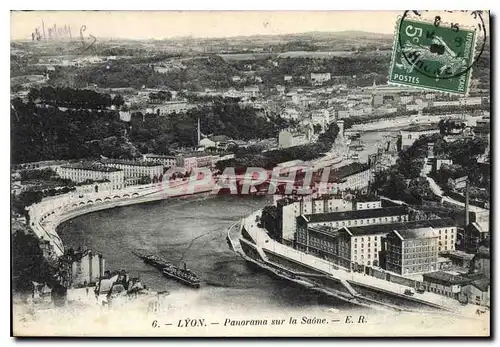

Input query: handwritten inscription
[30,20,95,54]
[32,21,72,41]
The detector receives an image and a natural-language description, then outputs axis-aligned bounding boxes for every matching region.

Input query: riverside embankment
[347,113,484,132]
[233,209,489,320]
[27,179,215,257]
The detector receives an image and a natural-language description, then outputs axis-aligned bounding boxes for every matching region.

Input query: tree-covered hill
[11,97,129,163]
[11,87,292,163]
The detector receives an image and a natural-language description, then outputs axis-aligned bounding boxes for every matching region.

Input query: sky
[11,11,489,41]
[11,11,404,40]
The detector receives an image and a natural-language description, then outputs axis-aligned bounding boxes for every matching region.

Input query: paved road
[422,171,487,213]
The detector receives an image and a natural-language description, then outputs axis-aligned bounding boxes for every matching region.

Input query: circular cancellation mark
[397,10,487,80]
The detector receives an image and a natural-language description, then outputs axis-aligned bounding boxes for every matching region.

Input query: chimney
[88,250,93,284]
[197,117,201,145]
[465,179,470,227]
[99,254,104,278]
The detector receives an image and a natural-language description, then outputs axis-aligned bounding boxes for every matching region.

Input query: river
[57,194,360,316]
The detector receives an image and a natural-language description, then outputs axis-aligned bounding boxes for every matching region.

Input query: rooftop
[394,227,437,240]
[425,218,458,228]
[354,195,381,203]
[327,162,370,182]
[61,163,122,173]
[244,86,260,91]
[209,135,232,143]
[422,271,473,286]
[302,206,408,224]
[475,246,490,259]
[402,124,439,132]
[277,160,306,168]
[471,277,490,292]
[343,218,456,237]
[449,175,468,181]
[144,154,176,159]
[102,159,163,167]
[446,250,475,260]
[178,152,218,158]
[307,225,339,239]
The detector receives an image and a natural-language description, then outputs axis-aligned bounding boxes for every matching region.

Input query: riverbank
[347,113,483,132]
[28,180,216,257]
[233,209,489,320]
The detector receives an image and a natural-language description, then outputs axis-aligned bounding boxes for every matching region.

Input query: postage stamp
[388,15,478,94]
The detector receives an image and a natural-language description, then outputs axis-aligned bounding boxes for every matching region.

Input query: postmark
[388,11,487,94]
[78,25,97,55]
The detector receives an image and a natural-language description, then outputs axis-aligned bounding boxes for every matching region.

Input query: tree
[11,84,23,93]
[112,94,125,107]
[11,96,133,163]
[12,229,57,293]
[372,168,408,200]
[408,177,439,203]
[261,206,280,240]
[438,119,447,135]
[138,176,152,185]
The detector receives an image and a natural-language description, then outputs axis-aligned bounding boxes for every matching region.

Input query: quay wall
[348,114,483,132]
[26,181,214,257]
[238,209,468,314]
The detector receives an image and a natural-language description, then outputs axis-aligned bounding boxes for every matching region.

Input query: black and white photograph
[10,10,491,337]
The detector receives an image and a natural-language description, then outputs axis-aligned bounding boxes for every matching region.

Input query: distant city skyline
[11,11,405,40]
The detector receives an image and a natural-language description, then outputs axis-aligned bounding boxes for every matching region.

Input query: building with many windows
[421,271,472,299]
[176,153,218,172]
[294,223,387,269]
[295,216,455,272]
[295,206,409,258]
[295,224,340,260]
[429,218,457,253]
[57,163,124,190]
[354,199,382,211]
[347,218,456,269]
[399,125,440,150]
[337,226,386,269]
[385,227,439,275]
[324,163,372,194]
[154,101,196,115]
[143,154,177,168]
[277,197,387,243]
[278,197,356,243]
[310,72,331,85]
[295,217,402,270]
[101,159,163,186]
[297,206,409,232]
[278,129,312,149]
[243,86,260,97]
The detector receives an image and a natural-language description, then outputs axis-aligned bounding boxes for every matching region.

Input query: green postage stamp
[389,16,478,94]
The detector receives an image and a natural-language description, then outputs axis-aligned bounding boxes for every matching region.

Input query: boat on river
[132,251,201,288]
[162,263,201,289]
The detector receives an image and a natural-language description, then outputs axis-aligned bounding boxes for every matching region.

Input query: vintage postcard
[10,10,491,337]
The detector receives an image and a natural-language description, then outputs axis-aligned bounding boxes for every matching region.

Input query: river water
[57,195,359,316]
